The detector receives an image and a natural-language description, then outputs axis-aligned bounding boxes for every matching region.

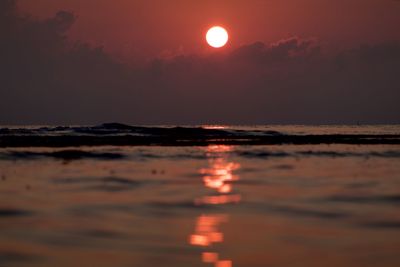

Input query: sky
[17,0,400,61]
[1,0,400,124]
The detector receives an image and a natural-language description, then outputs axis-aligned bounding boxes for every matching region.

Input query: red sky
[18,0,400,62]
[2,0,400,124]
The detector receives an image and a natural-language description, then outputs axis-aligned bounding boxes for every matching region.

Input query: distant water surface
[0,125,399,267]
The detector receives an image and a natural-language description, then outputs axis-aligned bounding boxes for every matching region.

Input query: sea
[0,124,399,267]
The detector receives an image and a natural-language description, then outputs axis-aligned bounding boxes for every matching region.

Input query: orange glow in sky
[18,0,400,61]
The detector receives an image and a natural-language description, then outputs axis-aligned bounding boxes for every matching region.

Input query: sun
[206,26,229,48]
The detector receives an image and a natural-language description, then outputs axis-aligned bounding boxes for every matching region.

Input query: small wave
[323,194,400,204]
[267,204,349,219]
[75,229,125,239]
[245,202,349,219]
[53,176,142,192]
[1,150,125,160]
[0,209,33,217]
[235,150,400,159]
[148,200,220,210]
[298,150,400,158]
[0,251,42,264]
[236,151,290,158]
[359,221,400,229]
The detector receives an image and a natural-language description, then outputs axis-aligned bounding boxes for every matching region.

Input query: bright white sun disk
[206,26,229,48]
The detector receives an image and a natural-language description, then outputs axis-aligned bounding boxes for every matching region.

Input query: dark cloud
[0,0,399,124]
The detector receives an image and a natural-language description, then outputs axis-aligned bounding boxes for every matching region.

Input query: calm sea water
[0,125,399,267]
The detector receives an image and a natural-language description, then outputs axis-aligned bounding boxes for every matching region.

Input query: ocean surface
[0,124,400,267]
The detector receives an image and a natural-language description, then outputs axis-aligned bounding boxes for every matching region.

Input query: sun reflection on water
[189,145,240,267]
